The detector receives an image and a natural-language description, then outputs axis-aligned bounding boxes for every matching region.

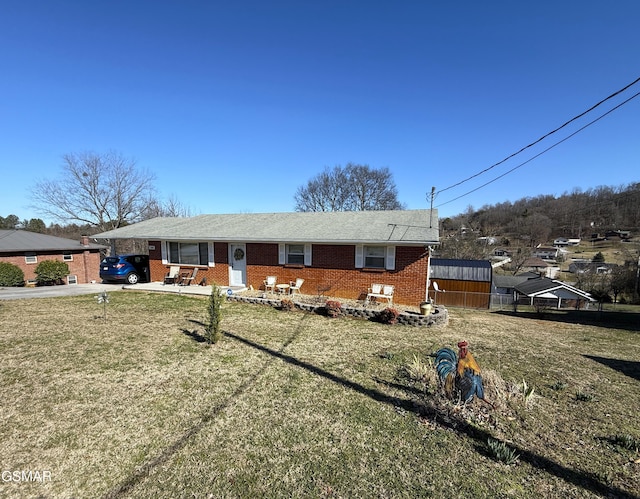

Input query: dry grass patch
[0,293,638,498]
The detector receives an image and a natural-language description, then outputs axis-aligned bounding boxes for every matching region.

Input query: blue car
[100,254,150,284]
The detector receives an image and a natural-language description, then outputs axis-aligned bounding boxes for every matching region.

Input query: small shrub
[521,379,535,406]
[0,262,24,287]
[551,381,567,391]
[611,434,639,451]
[35,260,69,285]
[280,298,294,311]
[487,438,519,465]
[206,283,225,344]
[575,390,594,402]
[404,354,432,383]
[377,307,399,324]
[324,300,342,318]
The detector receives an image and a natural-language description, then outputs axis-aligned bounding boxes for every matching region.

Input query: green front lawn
[0,292,638,498]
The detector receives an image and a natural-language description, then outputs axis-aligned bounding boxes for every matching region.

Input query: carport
[514,277,595,309]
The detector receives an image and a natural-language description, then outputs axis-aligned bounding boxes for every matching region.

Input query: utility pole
[428,186,436,228]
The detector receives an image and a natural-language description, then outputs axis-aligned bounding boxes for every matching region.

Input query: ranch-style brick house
[94,210,440,306]
[0,230,107,285]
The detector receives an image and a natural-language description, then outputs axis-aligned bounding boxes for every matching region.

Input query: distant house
[93,210,440,306]
[428,258,492,308]
[0,230,107,285]
[521,257,560,278]
[514,277,595,309]
[532,245,559,260]
[605,230,631,240]
[553,237,581,247]
[568,262,617,275]
[553,237,569,247]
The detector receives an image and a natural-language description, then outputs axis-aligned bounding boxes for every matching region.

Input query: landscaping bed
[228,290,449,327]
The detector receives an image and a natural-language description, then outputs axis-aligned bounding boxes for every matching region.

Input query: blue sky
[1,1,638,225]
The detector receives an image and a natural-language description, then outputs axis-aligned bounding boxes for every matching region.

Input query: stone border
[226,294,448,327]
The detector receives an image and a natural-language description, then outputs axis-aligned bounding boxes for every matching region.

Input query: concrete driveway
[0,283,124,300]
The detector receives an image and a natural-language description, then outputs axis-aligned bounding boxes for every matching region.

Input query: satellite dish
[433,281,439,292]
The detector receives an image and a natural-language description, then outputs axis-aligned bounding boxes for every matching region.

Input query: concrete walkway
[0,282,246,300]
[122,282,248,297]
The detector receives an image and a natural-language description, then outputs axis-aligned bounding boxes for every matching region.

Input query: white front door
[229,244,247,286]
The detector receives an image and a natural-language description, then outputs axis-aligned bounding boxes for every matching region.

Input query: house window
[364,246,385,269]
[355,245,395,270]
[63,252,73,262]
[278,243,311,266]
[67,275,78,285]
[168,242,209,265]
[25,253,37,264]
[286,244,305,265]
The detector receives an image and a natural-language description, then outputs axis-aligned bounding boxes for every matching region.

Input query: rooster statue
[435,341,492,407]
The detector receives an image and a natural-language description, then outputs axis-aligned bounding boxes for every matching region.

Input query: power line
[436,90,640,209]
[435,76,640,198]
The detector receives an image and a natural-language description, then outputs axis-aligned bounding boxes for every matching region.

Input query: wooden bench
[365,284,394,306]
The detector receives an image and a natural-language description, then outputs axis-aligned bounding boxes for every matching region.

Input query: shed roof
[430,258,492,282]
[93,210,439,245]
[0,230,107,252]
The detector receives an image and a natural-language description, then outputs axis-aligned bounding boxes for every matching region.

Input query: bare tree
[30,151,155,232]
[139,194,193,219]
[295,163,405,212]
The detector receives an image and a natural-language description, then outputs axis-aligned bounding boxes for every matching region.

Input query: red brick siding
[0,250,103,284]
[148,241,230,286]
[147,241,429,305]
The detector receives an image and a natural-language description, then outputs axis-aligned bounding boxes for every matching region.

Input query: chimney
[81,235,90,247]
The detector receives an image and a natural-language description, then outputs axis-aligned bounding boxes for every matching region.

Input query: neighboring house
[553,237,569,247]
[514,276,595,309]
[428,258,492,309]
[93,210,440,306]
[532,245,559,260]
[493,248,511,257]
[568,261,617,275]
[521,257,560,278]
[553,237,581,247]
[0,230,108,285]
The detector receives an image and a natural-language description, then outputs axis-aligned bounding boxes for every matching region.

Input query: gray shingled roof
[0,230,108,252]
[514,277,594,301]
[93,210,439,245]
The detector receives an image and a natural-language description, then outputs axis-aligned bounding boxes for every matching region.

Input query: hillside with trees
[438,182,640,256]
[437,182,640,303]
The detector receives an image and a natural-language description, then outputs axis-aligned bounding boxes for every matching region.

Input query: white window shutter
[304,244,312,266]
[355,245,364,268]
[208,242,215,267]
[386,246,396,270]
[278,243,286,265]
[161,241,168,264]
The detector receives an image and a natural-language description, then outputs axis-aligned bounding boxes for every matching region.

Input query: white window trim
[63,253,73,262]
[355,245,395,270]
[279,243,312,266]
[161,241,214,267]
[25,254,37,264]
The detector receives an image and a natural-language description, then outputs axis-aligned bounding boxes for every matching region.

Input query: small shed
[429,258,492,308]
